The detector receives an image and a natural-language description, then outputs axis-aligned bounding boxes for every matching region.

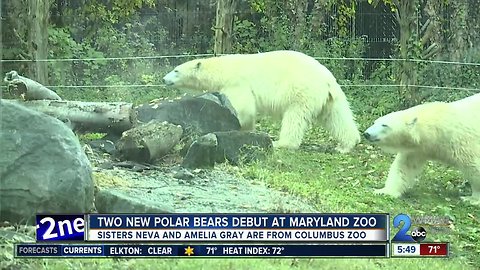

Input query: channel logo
[36,214,85,241]
[392,214,427,242]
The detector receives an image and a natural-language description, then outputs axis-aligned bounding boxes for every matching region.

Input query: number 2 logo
[392,214,414,242]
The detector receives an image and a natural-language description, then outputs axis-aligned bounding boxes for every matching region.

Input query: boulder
[135,92,241,138]
[0,99,94,224]
[182,133,218,169]
[182,131,273,169]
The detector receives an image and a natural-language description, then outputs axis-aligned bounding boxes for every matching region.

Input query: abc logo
[411,227,427,242]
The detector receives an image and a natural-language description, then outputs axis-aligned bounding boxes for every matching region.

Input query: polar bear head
[162,60,203,89]
[363,109,420,152]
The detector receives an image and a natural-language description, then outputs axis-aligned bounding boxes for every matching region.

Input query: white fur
[163,50,361,152]
[364,94,480,206]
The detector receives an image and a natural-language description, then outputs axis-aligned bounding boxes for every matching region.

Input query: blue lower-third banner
[15,243,389,258]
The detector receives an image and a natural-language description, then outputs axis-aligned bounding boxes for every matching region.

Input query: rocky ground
[91,149,318,214]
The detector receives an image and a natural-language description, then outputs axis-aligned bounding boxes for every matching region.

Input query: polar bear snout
[363,125,383,142]
[363,131,380,142]
[363,131,373,140]
[162,70,179,86]
[162,76,174,86]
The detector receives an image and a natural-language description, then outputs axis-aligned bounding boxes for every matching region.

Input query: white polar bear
[162,50,360,152]
[363,93,480,206]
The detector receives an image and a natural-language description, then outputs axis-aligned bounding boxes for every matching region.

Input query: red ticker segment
[419,243,448,256]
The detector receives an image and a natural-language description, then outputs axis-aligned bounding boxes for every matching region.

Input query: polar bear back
[194,51,345,114]
[198,51,339,91]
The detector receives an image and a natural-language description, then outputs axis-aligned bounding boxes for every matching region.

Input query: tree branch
[422,43,439,59]
[421,20,435,46]
[394,8,400,23]
[13,28,28,47]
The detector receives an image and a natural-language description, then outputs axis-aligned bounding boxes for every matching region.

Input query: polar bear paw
[335,145,353,154]
[460,196,480,206]
[272,140,300,150]
[373,187,403,198]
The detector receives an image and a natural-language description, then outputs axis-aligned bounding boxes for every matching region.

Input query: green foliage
[72,0,155,24]
[336,0,356,37]
[79,133,106,141]
[368,0,397,12]
[233,1,367,83]
[417,47,480,102]
[235,0,357,52]
[313,38,367,82]
[248,0,267,13]
[351,60,400,116]
[3,0,478,110]
[47,5,174,103]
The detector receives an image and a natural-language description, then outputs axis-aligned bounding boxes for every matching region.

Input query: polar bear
[363,94,480,205]
[162,50,360,152]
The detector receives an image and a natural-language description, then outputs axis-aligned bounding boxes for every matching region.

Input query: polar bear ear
[408,117,421,143]
[407,117,418,126]
[195,62,201,70]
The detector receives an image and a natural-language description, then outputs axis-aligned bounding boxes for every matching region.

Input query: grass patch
[2,257,476,270]
[92,171,132,189]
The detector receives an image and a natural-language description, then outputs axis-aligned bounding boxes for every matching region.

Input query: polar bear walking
[363,93,480,206]
[162,50,361,152]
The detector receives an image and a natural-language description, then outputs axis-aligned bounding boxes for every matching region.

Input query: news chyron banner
[87,214,389,242]
[16,213,390,258]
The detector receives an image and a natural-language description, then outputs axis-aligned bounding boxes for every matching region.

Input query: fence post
[214,0,237,55]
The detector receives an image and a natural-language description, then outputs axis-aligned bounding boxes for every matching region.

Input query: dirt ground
[94,164,318,213]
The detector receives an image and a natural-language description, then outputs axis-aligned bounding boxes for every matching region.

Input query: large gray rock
[0,99,94,224]
[135,92,241,138]
[182,133,218,169]
[182,131,273,168]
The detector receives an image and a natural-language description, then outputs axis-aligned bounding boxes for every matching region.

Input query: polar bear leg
[460,162,480,206]
[273,106,311,150]
[375,153,427,198]
[319,97,360,153]
[222,89,257,131]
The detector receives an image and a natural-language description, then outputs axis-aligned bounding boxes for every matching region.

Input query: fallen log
[115,120,183,163]
[4,70,62,100]
[5,99,137,135]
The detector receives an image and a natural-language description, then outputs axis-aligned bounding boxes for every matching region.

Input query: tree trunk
[292,0,309,50]
[5,0,30,70]
[7,99,137,135]
[396,0,419,108]
[466,1,480,50]
[28,0,51,85]
[214,0,237,55]
[449,1,470,63]
[422,0,442,58]
[0,2,2,80]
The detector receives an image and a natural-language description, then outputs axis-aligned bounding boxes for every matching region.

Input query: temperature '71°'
[429,245,441,254]
[206,247,218,255]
